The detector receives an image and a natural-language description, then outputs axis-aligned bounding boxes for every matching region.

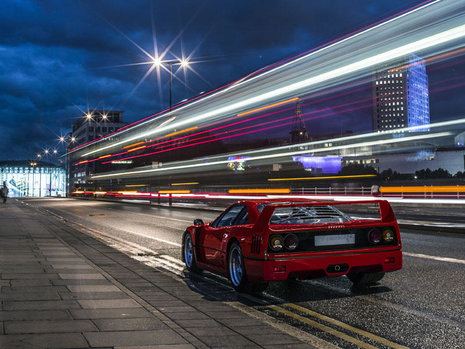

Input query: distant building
[0,160,65,197]
[69,110,127,190]
[372,54,430,132]
[71,110,126,146]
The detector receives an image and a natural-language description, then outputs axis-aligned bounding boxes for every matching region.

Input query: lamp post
[59,135,76,197]
[152,58,190,111]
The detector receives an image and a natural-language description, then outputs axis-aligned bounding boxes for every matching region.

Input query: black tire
[228,241,249,292]
[182,232,201,273]
[347,271,385,287]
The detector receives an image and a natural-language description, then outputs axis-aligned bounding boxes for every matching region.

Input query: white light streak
[83,22,465,158]
[91,131,451,179]
[76,0,452,157]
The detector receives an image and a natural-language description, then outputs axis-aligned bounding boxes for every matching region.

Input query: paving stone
[52,278,112,285]
[175,319,222,328]
[1,273,59,280]
[58,272,105,279]
[0,310,71,321]
[78,299,142,309]
[93,317,167,331]
[60,291,127,300]
[10,279,53,287]
[71,307,153,319]
[166,312,210,321]
[3,300,81,311]
[194,334,257,347]
[0,333,88,348]
[115,345,195,349]
[68,284,121,292]
[0,291,61,301]
[5,319,98,334]
[84,330,188,347]
[50,264,94,270]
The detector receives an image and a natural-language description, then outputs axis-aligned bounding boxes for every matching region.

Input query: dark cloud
[0,0,437,160]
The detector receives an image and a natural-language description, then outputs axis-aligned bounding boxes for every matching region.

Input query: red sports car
[181,199,402,292]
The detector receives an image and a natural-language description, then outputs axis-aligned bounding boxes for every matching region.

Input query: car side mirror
[194,219,204,226]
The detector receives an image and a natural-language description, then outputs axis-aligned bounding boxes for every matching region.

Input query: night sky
[0,0,431,161]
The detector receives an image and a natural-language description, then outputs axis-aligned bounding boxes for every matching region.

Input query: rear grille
[251,236,262,254]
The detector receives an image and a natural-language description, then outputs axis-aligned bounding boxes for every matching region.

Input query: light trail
[91,131,451,179]
[79,0,459,158]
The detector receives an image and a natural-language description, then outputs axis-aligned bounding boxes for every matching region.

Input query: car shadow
[181,269,392,305]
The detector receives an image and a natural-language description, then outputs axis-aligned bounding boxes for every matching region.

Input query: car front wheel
[182,232,201,273]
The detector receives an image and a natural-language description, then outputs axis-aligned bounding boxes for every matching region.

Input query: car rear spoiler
[254,200,396,231]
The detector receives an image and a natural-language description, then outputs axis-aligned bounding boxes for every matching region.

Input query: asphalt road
[22,198,465,349]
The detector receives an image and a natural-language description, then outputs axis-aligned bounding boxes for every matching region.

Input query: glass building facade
[372,54,430,132]
[0,161,66,197]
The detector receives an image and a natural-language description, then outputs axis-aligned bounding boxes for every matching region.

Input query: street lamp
[153,58,190,111]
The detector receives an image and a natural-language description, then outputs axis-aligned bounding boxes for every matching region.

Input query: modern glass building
[372,54,430,132]
[0,161,66,197]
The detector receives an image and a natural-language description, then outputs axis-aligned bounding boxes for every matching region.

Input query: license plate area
[314,234,355,247]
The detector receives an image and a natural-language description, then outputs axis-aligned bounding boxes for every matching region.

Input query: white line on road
[404,252,465,265]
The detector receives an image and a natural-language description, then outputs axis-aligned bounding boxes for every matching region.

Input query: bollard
[169,194,172,206]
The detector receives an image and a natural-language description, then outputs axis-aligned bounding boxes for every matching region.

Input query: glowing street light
[44,149,49,155]
[152,58,190,111]
[85,112,93,120]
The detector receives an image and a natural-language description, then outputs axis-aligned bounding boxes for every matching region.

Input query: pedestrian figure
[1,181,8,203]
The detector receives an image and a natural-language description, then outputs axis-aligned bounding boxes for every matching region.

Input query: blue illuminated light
[406,54,430,132]
[292,156,342,174]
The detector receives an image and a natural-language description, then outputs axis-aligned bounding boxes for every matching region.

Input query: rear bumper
[245,249,402,282]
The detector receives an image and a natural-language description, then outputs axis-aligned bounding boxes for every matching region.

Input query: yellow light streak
[171,182,199,186]
[127,146,147,152]
[380,186,465,193]
[98,155,111,159]
[116,191,138,194]
[268,174,376,181]
[125,184,149,187]
[122,142,145,149]
[94,191,107,195]
[165,126,198,138]
[228,188,290,194]
[72,191,84,194]
[158,190,191,194]
[237,97,299,117]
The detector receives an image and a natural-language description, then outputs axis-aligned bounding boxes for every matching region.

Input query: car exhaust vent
[251,236,262,254]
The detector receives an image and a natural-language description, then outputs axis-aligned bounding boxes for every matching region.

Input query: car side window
[215,205,245,227]
[232,207,249,226]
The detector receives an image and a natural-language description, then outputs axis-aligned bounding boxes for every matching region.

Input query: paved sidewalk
[0,202,325,349]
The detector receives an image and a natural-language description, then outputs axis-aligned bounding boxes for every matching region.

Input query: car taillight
[382,228,395,242]
[269,235,284,252]
[368,229,382,244]
[284,234,298,251]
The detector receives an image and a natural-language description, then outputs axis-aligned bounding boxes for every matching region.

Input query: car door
[203,204,245,267]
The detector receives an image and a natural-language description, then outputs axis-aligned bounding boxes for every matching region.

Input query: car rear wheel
[347,271,385,287]
[228,241,248,292]
[182,232,201,273]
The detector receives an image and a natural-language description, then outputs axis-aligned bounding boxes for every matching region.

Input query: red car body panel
[185,199,402,283]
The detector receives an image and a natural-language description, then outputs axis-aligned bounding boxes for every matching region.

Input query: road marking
[404,252,465,265]
[285,303,408,349]
[268,305,379,349]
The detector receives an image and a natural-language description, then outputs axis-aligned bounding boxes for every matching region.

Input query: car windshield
[269,205,352,225]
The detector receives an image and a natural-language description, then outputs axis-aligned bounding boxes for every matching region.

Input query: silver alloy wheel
[229,243,243,286]
[184,234,194,269]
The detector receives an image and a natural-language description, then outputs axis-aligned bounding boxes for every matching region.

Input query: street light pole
[152,58,189,112]
[169,63,173,111]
